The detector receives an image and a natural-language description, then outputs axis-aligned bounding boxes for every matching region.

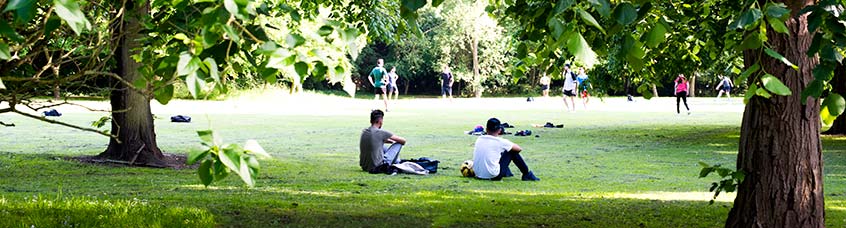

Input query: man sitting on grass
[360,110,407,174]
[472,118,540,181]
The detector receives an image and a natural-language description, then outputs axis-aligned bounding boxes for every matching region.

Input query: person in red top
[674,74,691,115]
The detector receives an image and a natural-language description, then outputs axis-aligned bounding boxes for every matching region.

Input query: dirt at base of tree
[68,153,197,169]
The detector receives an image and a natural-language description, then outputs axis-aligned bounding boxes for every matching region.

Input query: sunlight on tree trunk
[651,84,659,98]
[727,0,824,226]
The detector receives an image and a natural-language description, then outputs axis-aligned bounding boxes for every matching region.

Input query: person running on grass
[561,64,578,112]
[472,117,540,181]
[389,67,400,101]
[368,59,389,111]
[441,65,454,101]
[715,75,733,100]
[360,110,407,174]
[674,74,691,115]
[540,72,551,97]
[576,67,593,109]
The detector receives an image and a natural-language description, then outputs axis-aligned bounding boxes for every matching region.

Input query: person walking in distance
[576,67,593,109]
[368,59,389,111]
[540,72,551,97]
[441,66,454,101]
[389,67,400,101]
[674,74,691,115]
[561,64,578,112]
[715,75,733,100]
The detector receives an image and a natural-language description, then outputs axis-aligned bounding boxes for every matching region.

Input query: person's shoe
[502,167,514,177]
[522,171,540,181]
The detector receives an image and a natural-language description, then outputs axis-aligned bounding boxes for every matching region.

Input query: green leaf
[0,77,5,90]
[699,167,714,178]
[744,83,758,104]
[44,16,61,35]
[0,19,23,42]
[755,87,772,98]
[203,58,219,83]
[765,3,790,19]
[644,23,667,48]
[187,149,209,165]
[698,161,710,168]
[177,53,201,76]
[219,145,243,175]
[238,156,254,187]
[764,48,798,70]
[286,34,305,48]
[154,84,174,105]
[738,63,760,83]
[566,32,598,68]
[294,61,308,77]
[244,139,270,158]
[548,17,565,40]
[401,0,426,11]
[578,9,605,34]
[801,79,824,104]
[737,32,763,50]
[0,42,10,60]
[824,93,846,117]
[222,24,241,44]
[213,160,229,180]
[53,0,91,35]
[516,43,528,59]
[555,0,574,15]
[761,74,792,96]
[185,71,204,99]
[587,0,611,18]
[317,25,333,36]
[197,130,215,145]
[13,0,35,24]
[198,160,213,186]
[767,17,788,34]
[245,156,260,174]
[612,3,637,25]
[4,0,30,12]
[735,8,762,30]
[431,0,444,7]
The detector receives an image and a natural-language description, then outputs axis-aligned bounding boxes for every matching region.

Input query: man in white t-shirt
[472,118,540,181]
[562,63,578,112]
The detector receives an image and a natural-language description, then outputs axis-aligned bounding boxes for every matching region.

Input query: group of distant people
[539,64,593,112]
[367,59,401,112]
[359,110,539,181]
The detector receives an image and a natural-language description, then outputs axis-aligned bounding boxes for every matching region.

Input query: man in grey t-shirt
[360,110,407,174]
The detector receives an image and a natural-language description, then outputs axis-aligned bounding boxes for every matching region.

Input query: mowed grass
[2,98,846,227]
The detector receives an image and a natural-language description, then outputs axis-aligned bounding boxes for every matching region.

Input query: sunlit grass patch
[0,196,214,227]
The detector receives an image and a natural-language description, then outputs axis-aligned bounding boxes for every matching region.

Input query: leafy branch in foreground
[698,162,745,205]
[186,130,270,187]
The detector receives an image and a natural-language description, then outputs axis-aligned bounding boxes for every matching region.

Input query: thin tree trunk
[823,63,846,135]
[53,84,60,100]
[404,78,412,95]
[97,0,170,167]
[651,84,659,98]
[472,35,481,98]
[726,0,824,226]
[690,74,697,97]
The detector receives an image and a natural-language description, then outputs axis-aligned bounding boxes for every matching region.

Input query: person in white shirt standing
[472,118,540,181]
[561,64,579,112]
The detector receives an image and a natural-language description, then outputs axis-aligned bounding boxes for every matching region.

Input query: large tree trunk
[726,0,824,227]
[97,1,170,167]
[823,63,846,135]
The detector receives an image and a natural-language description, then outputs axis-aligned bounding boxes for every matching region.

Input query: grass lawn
[1,97,845,227]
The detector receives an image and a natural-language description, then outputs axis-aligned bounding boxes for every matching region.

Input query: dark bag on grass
[401,157,440,174]
[170,115,191,123]
[43,109,61,117]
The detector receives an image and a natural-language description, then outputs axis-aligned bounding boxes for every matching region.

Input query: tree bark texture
[823,63,846,135]
[727,0,824,227]
[651,84,659,98]
[97,1,170,167]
